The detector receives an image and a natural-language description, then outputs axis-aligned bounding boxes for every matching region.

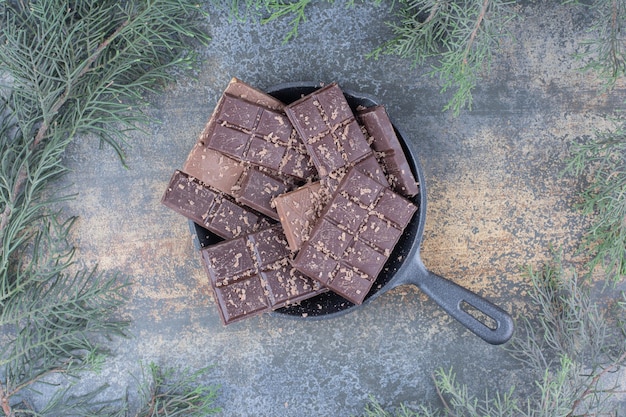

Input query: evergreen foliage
[364,258,626,416]
[1,0,624,415]
[0,0,218,415]
[565,125,626,284]
[566,0,626,91]
[368,0,515,115]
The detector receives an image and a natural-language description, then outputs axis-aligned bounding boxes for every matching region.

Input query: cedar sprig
[133,363,221,417]
[364,257,626,416]
[564,123,626,284]
[236,0,383,44]
[0,0,210,163]
[368,0,515,115]
[262,0,316,43]
[565,0,626,92]
[0,0,214,414]
[222,0,513,114]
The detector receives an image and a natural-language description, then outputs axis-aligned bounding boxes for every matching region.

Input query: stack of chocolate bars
[162,78,419,325]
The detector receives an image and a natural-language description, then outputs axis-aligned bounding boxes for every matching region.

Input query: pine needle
[0,0,213,414]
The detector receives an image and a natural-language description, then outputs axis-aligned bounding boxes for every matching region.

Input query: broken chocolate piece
[274,182,324,251]
[222,77,285,111]
[284,83,373,177]
[358,105,419,197]
[234,166,292,219]
[161,170,271,239]
[183,146,293,220]
[199,79,315,180]
[320,152,390,194]
[293,168,417,305]
[201,226,327,324]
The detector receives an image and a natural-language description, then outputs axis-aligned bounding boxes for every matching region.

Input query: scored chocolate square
[284,83,373,177]
[293,168,417,305]
[274,153,391,252]
[161,170,271,240]
[182,145,293,220]
[199,79,315,180]
[201,226,326,324]
[358,105,419,197]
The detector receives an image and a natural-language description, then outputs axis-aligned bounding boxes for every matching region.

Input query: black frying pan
[193,82,514,345]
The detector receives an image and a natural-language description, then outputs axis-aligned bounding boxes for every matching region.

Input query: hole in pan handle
[409,262,514,345]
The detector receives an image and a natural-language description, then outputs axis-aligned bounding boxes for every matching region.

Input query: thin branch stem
[0,16,130,248]
[0,381,13,417]
[568,350,626,416]
[463,0,489,66]
[423,1,442,27]
[431,371,454,415]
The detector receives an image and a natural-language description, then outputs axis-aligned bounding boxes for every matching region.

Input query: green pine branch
[564,124,626,283]
[368,0,515,115]
[134,363,221,417]
[566,0,626,92]
[0,0,216,415]
[262,0,316,44]
[364,256,626,416]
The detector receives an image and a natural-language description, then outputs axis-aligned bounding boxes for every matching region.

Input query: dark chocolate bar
[358,105,419,197]
[161,170,271,240]
[284,83,373,177]
[182,145,292,220]
[320,152,389,193]
[199,79,315,180]
[201,226,326,324]
[293,168,417,305]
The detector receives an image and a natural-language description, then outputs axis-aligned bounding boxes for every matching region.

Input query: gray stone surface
[59,1,625,415]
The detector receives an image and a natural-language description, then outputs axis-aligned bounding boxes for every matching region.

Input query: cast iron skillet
[193,82,514,345]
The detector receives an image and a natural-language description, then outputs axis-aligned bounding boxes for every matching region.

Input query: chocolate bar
[201,226,326,324]
[275,155,391,252]
[183,144,246,195]
[161,170,271,240]
[273,182,325,251]
[182,145,292,220]
[199,79,315,180]
[320,152,389,193]
[358,105,419,197]
[293,168,417,305]
[284,83,373,177]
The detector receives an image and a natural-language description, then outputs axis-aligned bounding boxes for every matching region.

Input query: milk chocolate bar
[199,79,315,180]
[284,83,373,177]
[274,154,391,252]
[161,170,271,240]
[293,168,417,305]
[183,145,292,220]
[358,105,419,197]
[183,144,247,195]
[201,226,326,324]
[274,182,324,251]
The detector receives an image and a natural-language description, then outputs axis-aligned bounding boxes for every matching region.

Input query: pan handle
[406,264,514,345]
